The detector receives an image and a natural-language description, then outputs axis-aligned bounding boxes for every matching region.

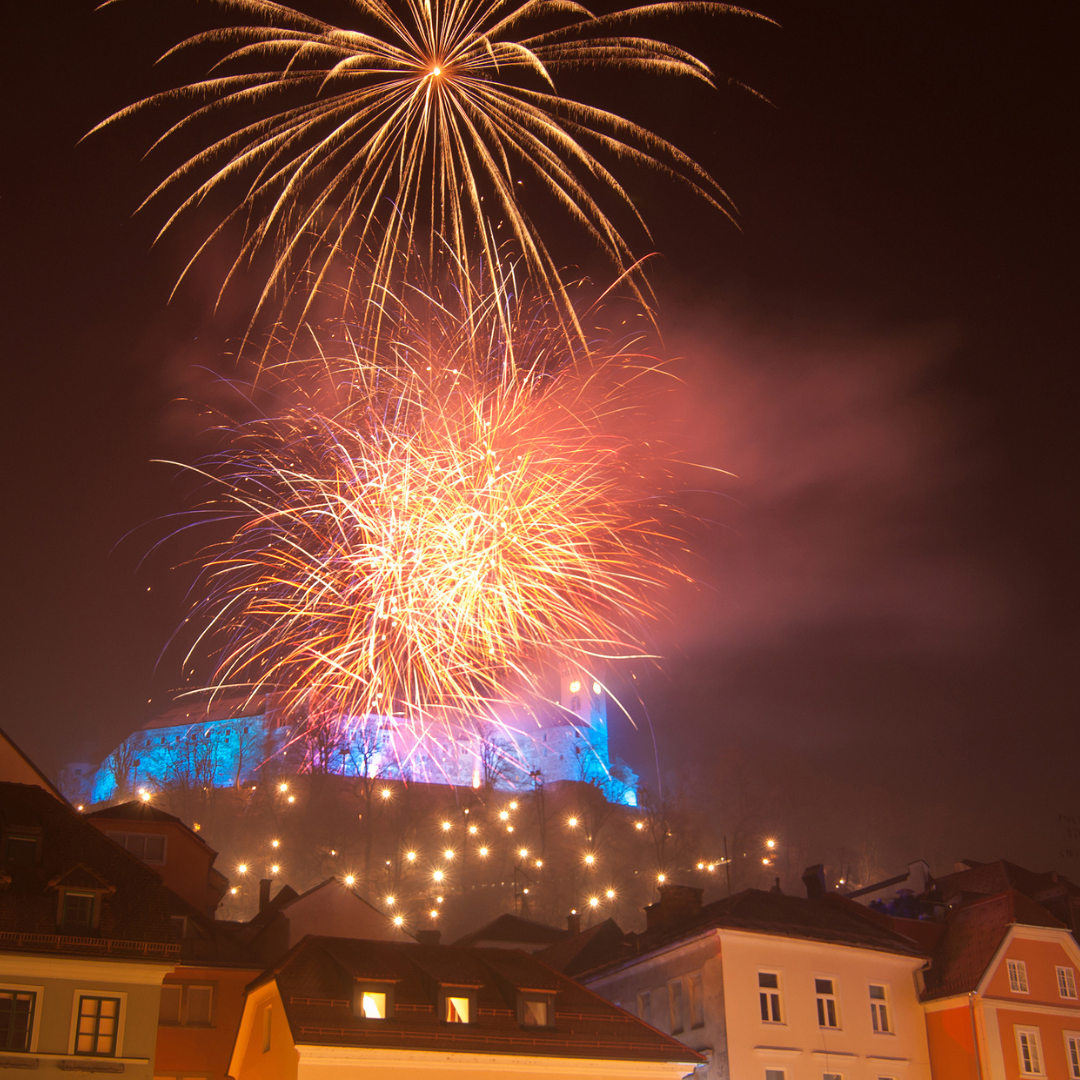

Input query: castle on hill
[63,670,638,807]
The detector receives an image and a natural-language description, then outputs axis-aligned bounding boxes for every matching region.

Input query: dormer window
[61,891,96,933]
[440,986,478,1024]
[352,981,395,1020]
[3,829,41,866]
[518,992,555,1027]
[445,996,471,1023]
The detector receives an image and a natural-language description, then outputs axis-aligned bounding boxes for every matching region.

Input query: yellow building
[227,934,702,1080]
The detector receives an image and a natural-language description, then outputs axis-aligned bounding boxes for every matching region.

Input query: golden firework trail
[95,0,771,335]
[167,295,691,736]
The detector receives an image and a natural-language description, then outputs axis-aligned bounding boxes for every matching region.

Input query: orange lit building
[922,890,1080,1080]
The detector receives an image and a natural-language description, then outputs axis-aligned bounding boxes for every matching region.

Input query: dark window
[0,991,35,1051]
[759,972,782,1022]
[519,993,555,1027]
[74,996,120,1056]
[62,892,95,933]
[4,836,39,865]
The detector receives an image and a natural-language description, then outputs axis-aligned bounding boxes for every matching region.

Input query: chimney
[567,911,581,935]
[416,929,441,945]
[802,864,826,900]
[259,878,272,912]
[645,884,703,932]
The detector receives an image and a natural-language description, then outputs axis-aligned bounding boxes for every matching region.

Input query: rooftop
[258,935,703,1063]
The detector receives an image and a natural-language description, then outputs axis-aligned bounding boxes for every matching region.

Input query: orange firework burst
[173,304,688,730]
[93,0,770,332]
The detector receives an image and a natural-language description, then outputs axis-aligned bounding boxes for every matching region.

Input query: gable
[283,881,401,943]
[980,926,1080,1003]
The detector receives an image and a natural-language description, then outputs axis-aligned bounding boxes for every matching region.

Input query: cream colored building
[227,935,701,1080]
[581,882,933,1080]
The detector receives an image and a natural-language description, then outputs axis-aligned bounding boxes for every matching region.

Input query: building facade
[0,783,178,1077]
[576,883,933,1080]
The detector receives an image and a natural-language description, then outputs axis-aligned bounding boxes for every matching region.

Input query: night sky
[3,0,1077,887]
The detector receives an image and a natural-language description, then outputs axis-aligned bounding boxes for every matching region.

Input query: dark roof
[585,888,928,980]
[87,801,186,824]
[932,860,1080,905]
[258,936,702,1063]
[0,783,177,961]
[453,913,568,949]
[536,919,627,976]
[922,889,1065,1001]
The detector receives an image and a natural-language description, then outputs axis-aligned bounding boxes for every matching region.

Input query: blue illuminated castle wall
[76,671,638,807]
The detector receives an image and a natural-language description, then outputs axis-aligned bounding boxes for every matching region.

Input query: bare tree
[101,738,142,802]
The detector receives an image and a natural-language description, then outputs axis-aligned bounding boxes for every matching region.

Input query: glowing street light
[237,863,248,875]
[381,788,393,800]
[406,851,417,863]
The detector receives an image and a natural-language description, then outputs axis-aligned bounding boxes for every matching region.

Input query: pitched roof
[453,913,569,949]
[259,936,702,1063]
[586,888,928,979]
[0,782,177,960]
[0,727,66,802]
[536,919,627,976]
[922,889,1066,1000]
[933,860,1080,905]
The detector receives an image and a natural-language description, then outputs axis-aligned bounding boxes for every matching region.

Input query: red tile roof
[921,889,1065,1000]
[256,936,702,1063]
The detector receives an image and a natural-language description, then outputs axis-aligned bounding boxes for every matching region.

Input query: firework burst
[172,301,689,734]
[95,0,770,333]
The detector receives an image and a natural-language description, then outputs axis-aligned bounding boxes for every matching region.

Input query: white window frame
[1063,1031,1080,1080]
[815,976,841,1029]
[1059,966,1078,1000]
[758,970,784,1024]
[68,989,127,1058]
[869,982,893,1034]
[0,982,44,1054]
[106,831,168,865]
[1008,959,1031,994]
[1015,1025,1045,1077]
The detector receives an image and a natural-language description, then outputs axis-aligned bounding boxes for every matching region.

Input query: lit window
[1059,967,1078,999]
[815,978,840,1028]
[0,990,36,1051]
[1009,960,1030,994]
[74,995,120,1056]
[759,972,782,1023]
[1016,1026,1043,1075]
[446,996,470,1023]
[869,984,892,1033]
[1065,1033,1080,1079]
[362,992,387,1019]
